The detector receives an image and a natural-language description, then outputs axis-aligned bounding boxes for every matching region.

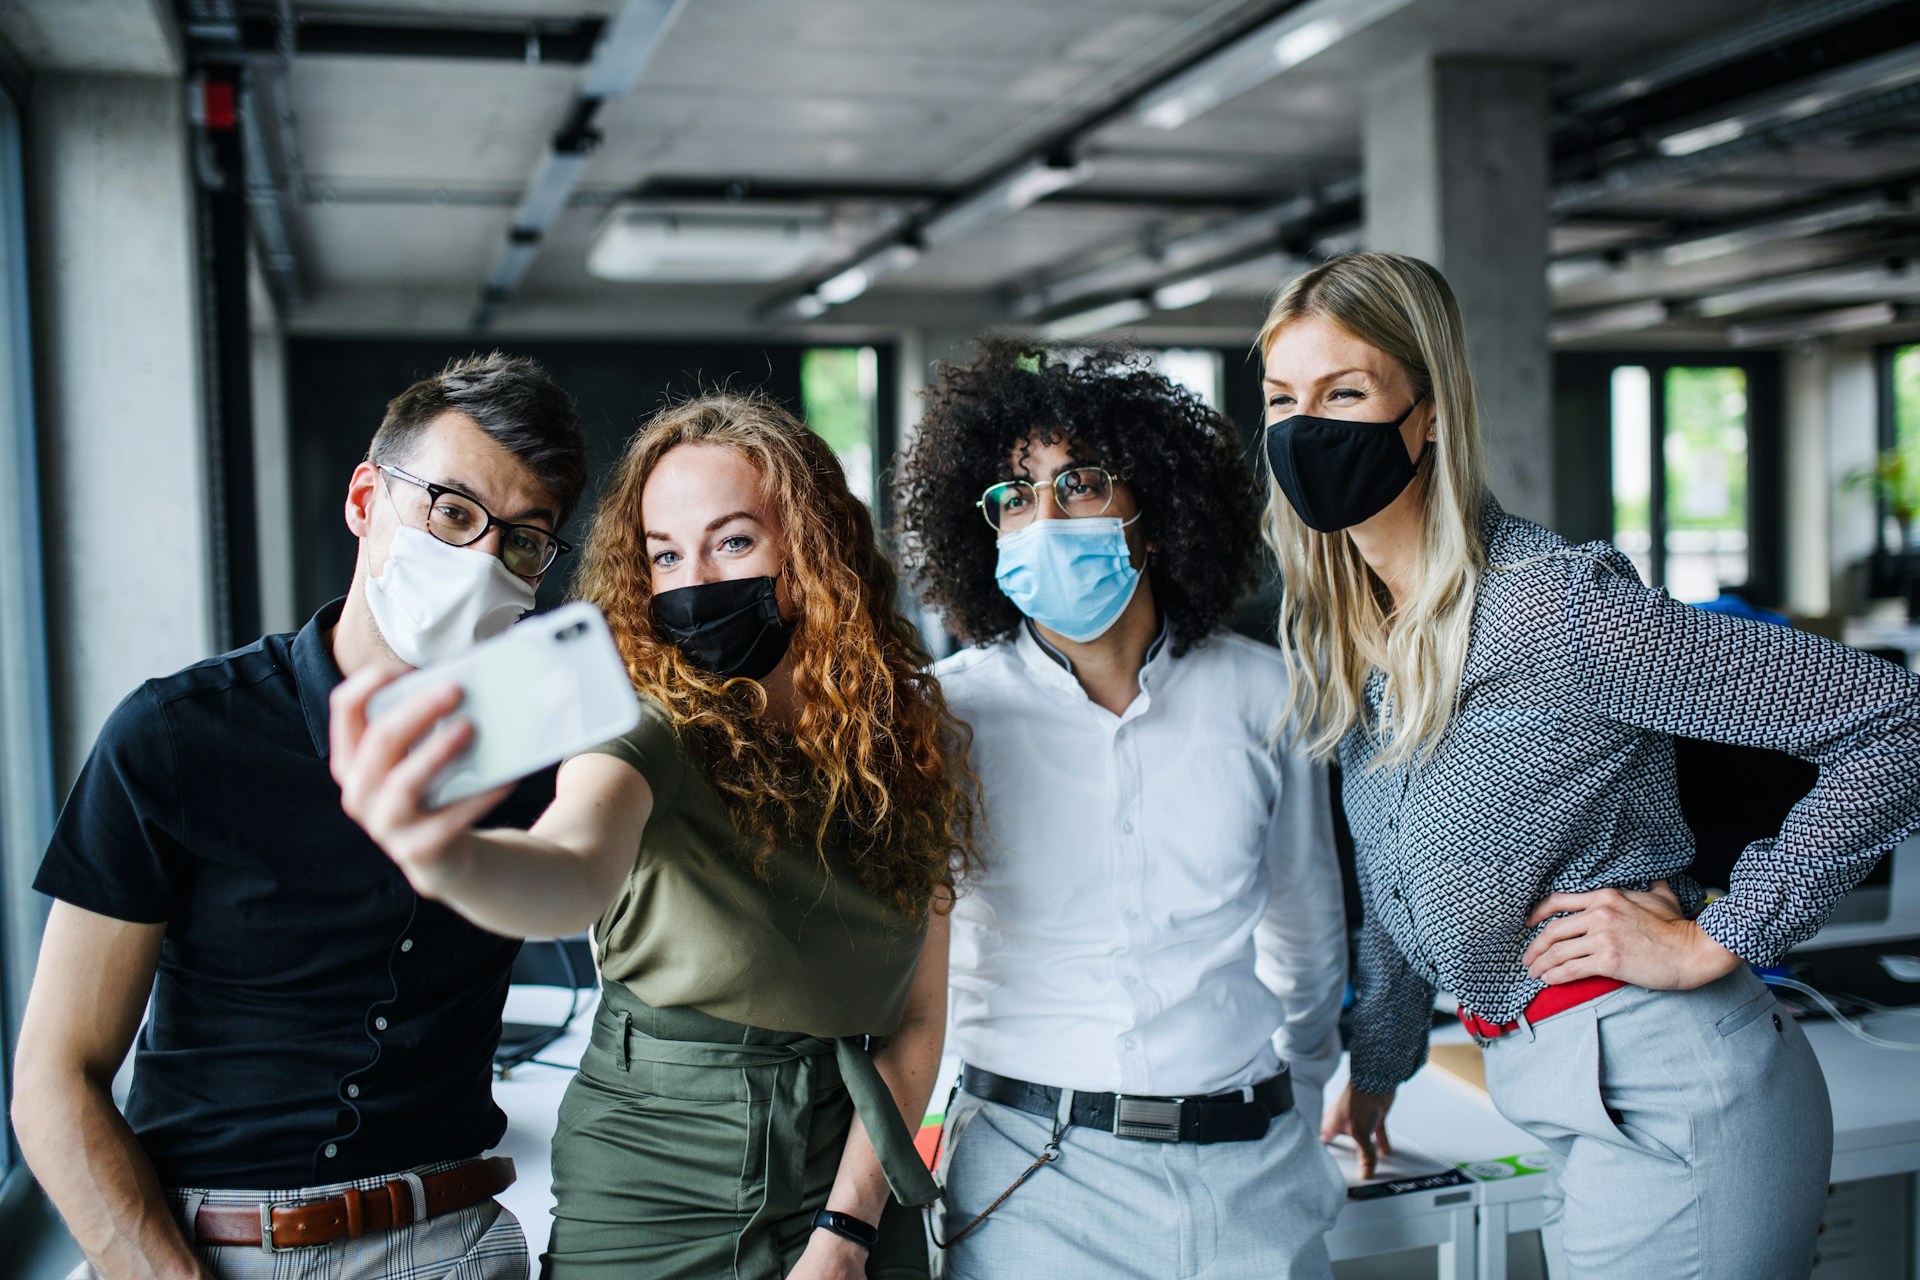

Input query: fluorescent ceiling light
[1550,301,1671,343]
[922,158,1093,248]
[1042,298,1152,341]
[790,294,829,320]
[1548,256,1618,290]
[587,204,833,282]
[813,266,873,306]
[1660,194,1901,265]
[1152,277,1215,310]
[1148,250,1299,314]
[805,243,922,310]
[1727,303,1897,347]
[1134,0,1421,131]
[1654,44,1920,159]
[1697,262,1918,317]
[1016,192,1332,317]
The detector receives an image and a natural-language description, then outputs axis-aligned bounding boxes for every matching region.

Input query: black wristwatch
[811,1207,879,1250]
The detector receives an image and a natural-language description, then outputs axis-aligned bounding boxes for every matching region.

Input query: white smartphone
[366,601,643,809]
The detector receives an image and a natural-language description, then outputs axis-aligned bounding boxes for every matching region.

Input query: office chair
[493,933,597,1078]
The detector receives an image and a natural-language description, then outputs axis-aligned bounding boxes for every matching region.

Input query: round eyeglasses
[378,464,571,579]
[976,467,1121,532]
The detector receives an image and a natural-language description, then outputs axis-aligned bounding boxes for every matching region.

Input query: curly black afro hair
[894,339,1262,657]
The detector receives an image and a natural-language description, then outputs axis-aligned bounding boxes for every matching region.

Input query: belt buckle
[1112,1095,1183,1142]
[258,1203,278,1254]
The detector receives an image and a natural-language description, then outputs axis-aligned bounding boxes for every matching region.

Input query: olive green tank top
[582,697,926,1038]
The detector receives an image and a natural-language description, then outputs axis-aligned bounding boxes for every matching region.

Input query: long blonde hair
[573,393,977,917]
[1257,252,1489,768]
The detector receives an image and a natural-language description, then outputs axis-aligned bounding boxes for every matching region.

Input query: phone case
[366,601,643,808]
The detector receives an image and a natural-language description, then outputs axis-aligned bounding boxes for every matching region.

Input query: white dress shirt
[937,623,1347,1101]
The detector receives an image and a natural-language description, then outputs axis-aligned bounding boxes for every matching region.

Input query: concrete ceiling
[182,0,1920,348]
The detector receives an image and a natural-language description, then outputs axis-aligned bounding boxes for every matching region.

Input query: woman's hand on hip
[328,665,509,900]
[1522,880,1742,990]
[1322,1082,1395,1179]
[786,1228,869,1280]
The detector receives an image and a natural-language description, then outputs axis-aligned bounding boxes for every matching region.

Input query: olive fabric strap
[811,1208,879,1249]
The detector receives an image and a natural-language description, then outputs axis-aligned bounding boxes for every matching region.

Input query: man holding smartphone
[11,353,588,1279]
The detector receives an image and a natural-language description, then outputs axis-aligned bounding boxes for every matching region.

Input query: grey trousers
[1480,969,1832,1280]
[66,1159,527,1280]
[932,1084,1345,1279]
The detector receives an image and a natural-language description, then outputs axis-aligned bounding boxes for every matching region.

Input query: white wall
[32,73,211,785]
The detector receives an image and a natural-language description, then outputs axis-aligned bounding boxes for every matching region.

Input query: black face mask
[1264,398,1427,533]
[651,576,794,681]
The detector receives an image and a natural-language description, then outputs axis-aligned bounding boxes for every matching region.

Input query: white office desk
[1327,1016,1920,1280]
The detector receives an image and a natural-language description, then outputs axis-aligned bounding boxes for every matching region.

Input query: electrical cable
[1760,973,1920,1051]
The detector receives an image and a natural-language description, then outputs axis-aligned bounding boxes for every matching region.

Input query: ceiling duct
[588,204,834,282]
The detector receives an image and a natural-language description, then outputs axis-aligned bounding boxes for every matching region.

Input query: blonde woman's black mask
[1265,398,1426,533]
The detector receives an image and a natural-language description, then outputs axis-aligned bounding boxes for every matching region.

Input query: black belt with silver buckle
[959,1064,1292,1144]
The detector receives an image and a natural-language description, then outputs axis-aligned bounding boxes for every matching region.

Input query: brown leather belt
[190,1156,515,1252]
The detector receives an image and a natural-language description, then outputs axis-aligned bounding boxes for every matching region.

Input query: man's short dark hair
[368,352,588,527]
[895,339,1262,656]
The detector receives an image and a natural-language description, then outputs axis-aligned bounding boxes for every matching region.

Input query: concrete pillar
[32,73,211,786]
[1364,57,1554,525]
[1824,347,1882,616]
[1783,344,1835,617]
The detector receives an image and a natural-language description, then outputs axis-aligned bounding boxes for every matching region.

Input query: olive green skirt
[539,981,935,1279]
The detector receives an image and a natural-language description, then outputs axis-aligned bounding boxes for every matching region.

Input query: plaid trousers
[67,1159,529,1280]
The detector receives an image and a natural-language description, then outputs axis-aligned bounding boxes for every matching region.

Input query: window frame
[1579,350,1785,605]
[0,60,57,1207]
[1867,341,1920,598]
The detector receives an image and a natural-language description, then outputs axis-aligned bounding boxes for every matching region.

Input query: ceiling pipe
[1563,0,1905,117]
[1552,65,1920,214]
[1131,0,1424,131]
[472,0,689,328]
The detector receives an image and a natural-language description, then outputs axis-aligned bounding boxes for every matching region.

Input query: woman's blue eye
[652,550,679,568]
[720,535,752,553]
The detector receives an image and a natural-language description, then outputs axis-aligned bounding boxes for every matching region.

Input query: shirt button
[1121,819,1135,833]
[374,1016,388,1031]
[346,1084,360,1099]
[324,1143,338,1158]
[400,939,414,953]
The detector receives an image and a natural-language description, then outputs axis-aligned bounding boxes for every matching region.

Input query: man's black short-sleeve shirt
[34,600,554,1189]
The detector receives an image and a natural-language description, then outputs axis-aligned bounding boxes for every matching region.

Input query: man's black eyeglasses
[378,464,571,579]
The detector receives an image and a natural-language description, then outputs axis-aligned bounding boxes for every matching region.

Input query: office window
[1608,362,1753,603]
[800,347,878,508]
[1149,348,1223,410]
[1882,343,1920,551]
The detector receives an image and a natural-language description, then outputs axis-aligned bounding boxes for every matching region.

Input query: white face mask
[364,524,536,667]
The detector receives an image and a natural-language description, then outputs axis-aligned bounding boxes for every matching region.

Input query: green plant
[1844,446,1920,545]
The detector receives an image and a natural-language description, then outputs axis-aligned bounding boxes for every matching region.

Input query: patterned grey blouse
[1340,501,1920,1095]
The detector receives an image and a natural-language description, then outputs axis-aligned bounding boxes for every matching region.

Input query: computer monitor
[1673,736,1920,951]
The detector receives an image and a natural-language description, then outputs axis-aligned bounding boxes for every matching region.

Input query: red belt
[1457,976,1626,1041]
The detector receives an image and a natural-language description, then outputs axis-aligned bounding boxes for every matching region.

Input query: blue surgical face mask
[993,515,1142,644]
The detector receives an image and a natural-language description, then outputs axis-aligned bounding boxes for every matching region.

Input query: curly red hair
[573,393,975,916]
